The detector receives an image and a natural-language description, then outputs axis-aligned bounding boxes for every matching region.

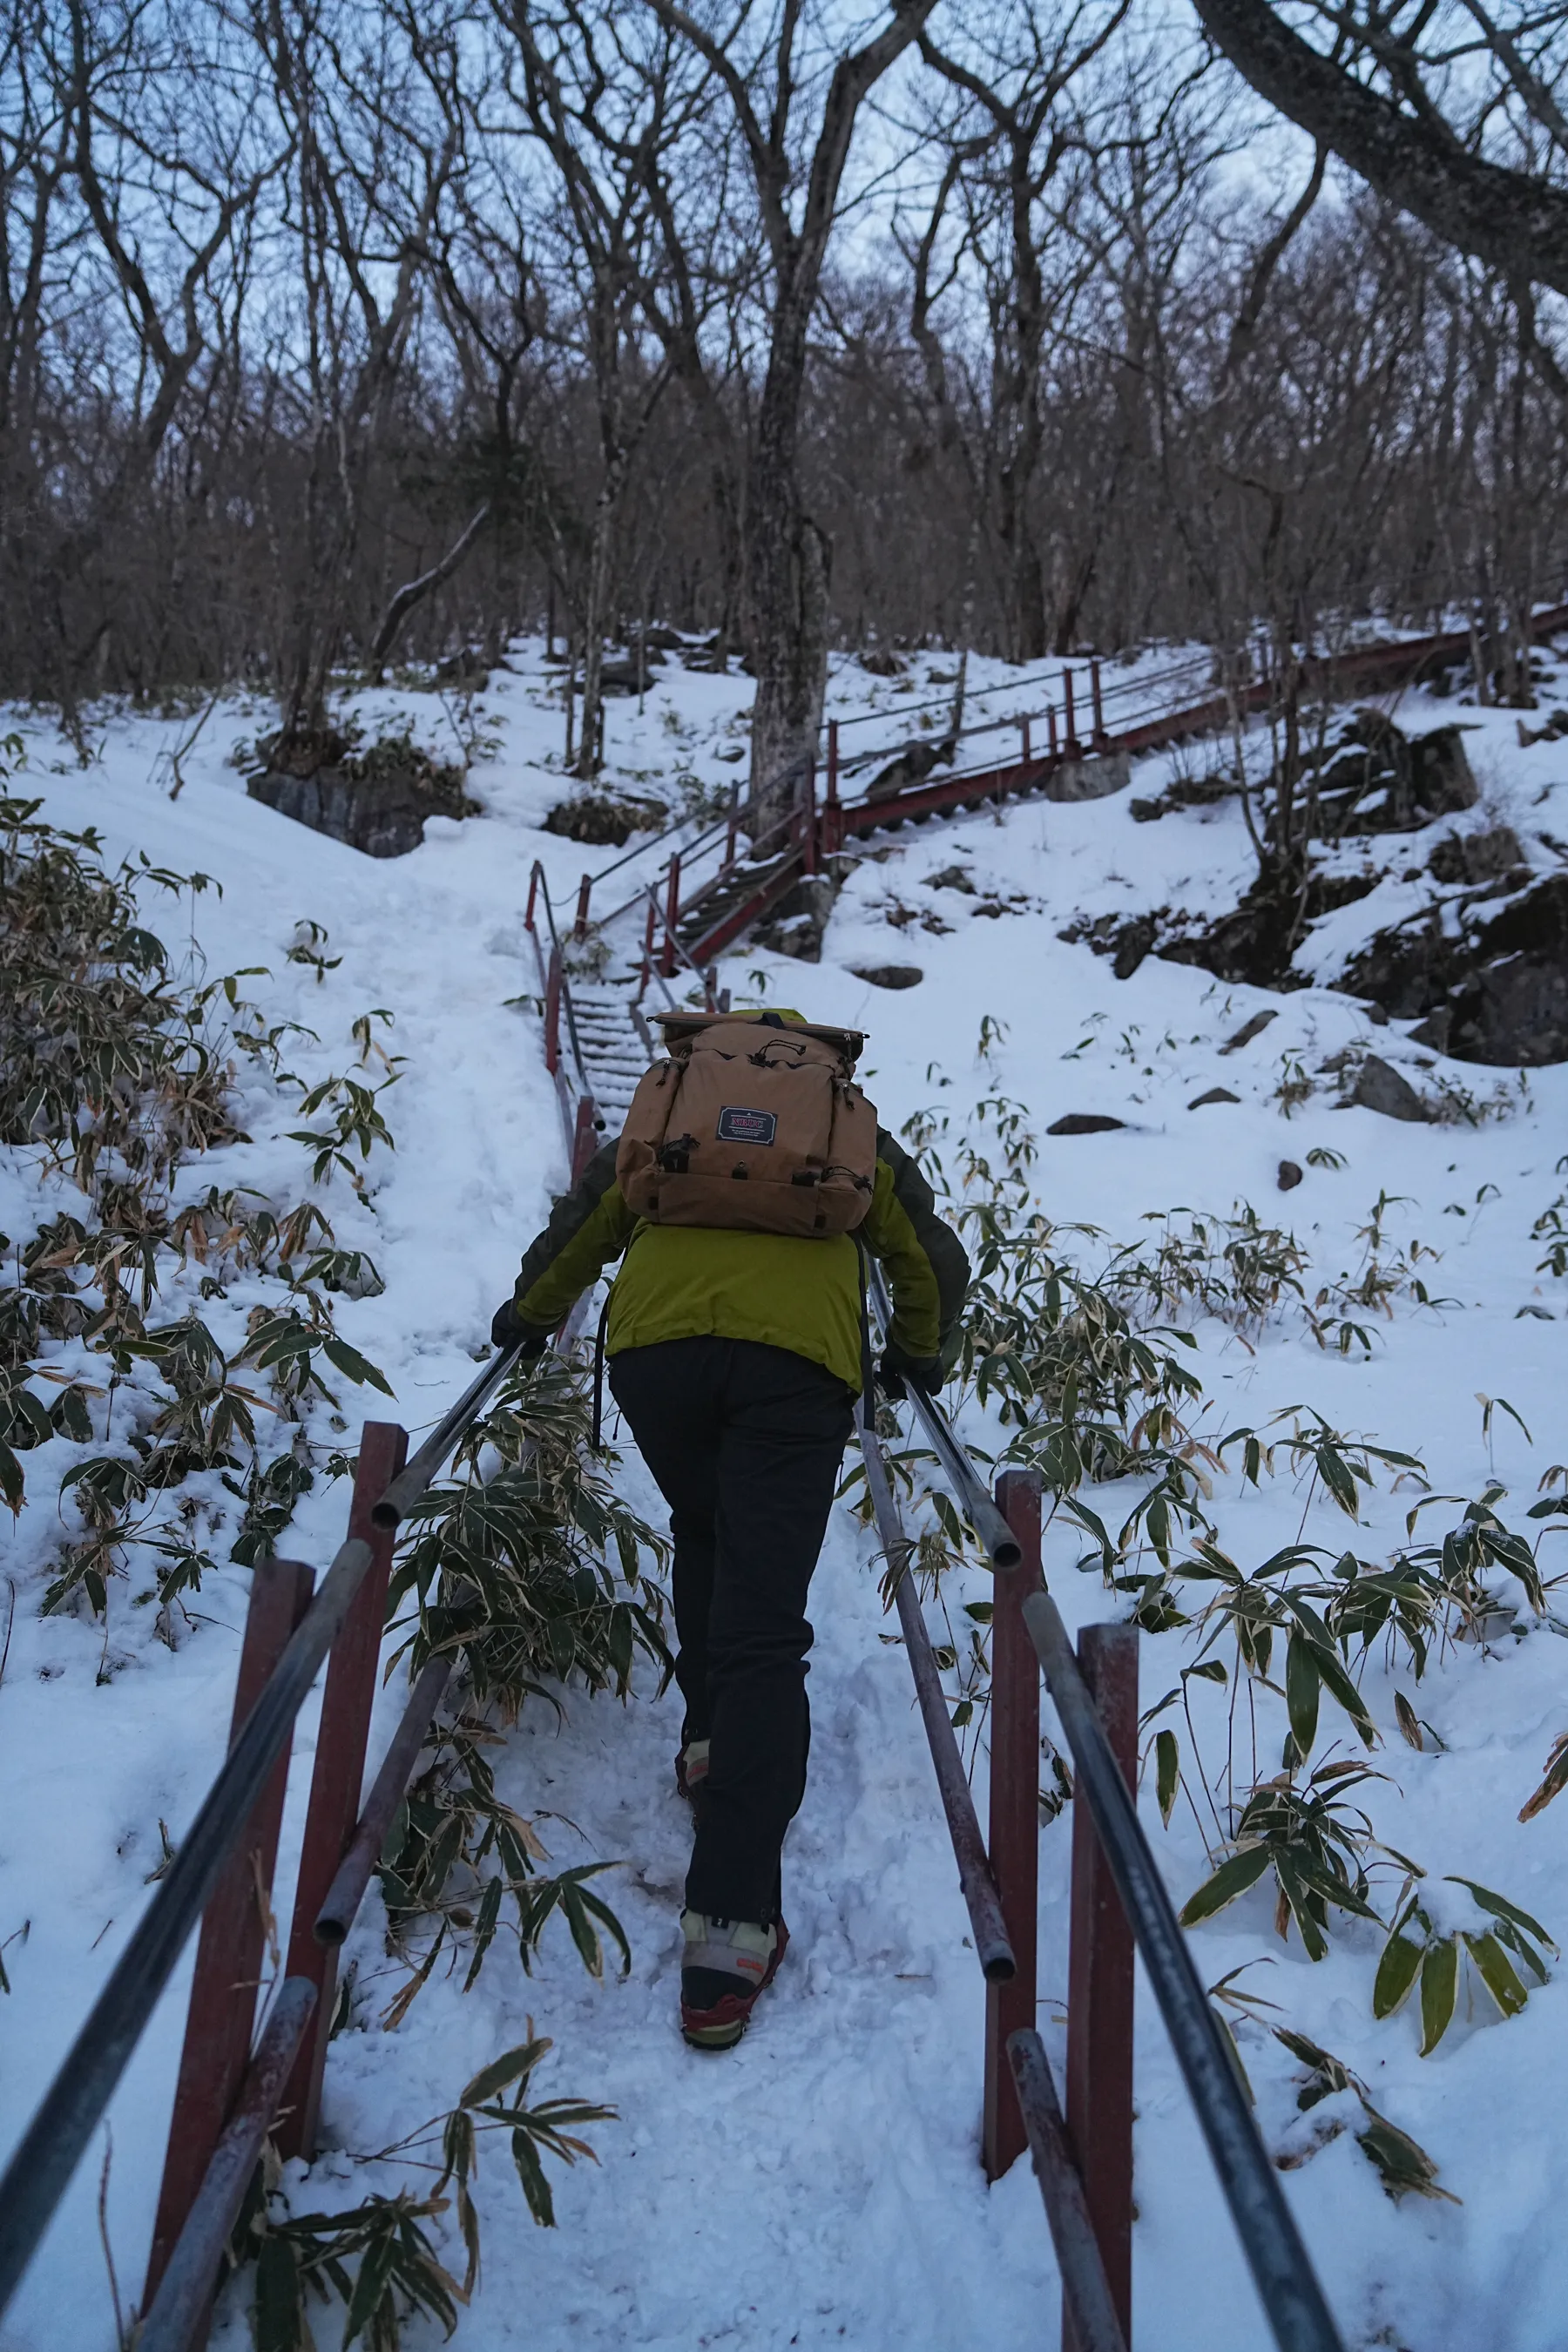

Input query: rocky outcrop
[247,733,471,858]
[1343,873,1568,1065]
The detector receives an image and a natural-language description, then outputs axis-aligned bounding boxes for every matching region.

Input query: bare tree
[647,0,939,830]
[1193,0,1568,295]
[493,0,715,775]
[908,0,1129,659]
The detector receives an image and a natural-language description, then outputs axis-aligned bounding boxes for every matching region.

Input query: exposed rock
[247,734,471,857]
[1159,889,1304,988]
[1343,873,1568,1065]
[849,963,923,990]
[859,647,905,677]
[756,875,837,962]
[1044,751,1131,804]
[1427,826,1524,885]
[1130,774,1236,822]
[598,649,667,695]
[927,864,977,893]
[1188,1087,1241,1108]
[1278,1160,1304,1191]
[1305,711,1478,837]
[1112,916,1156,979]
[1350,1054,1429,1121]
[1220,1008,1278,1053]
[1047,1113,1126,1135]
[544,791,666,847]
[865,734,956,801]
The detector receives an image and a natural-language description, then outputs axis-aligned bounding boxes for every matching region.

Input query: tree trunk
[575,449,629,781]
[747,292,828,835]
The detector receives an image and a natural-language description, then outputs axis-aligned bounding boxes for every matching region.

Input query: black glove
[878,1343,940,1403]
[491,1299,549,1358]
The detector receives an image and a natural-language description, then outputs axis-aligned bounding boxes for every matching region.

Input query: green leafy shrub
[1374,1878,1556,2051]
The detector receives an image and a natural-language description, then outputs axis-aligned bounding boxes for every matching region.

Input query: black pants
[608,1336,854,1925]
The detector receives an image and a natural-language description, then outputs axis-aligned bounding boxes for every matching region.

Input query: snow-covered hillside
[3,635,1568,2352]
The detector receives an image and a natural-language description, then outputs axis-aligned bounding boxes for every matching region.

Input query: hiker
[492,1008,968,2049]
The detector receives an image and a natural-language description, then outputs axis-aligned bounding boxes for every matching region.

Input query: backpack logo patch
[716,1105,777,1146]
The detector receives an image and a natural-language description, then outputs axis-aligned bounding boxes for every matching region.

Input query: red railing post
[274,1422,409,2162]
[571,1093,599,1182]
[723,786,740,873]
[1091,660,1107,749]
[826,718,840,805]
[984,1470,1044,2182]
[1064,669,1080,756]
[802,762,818,876]
[661,851,681,978]
[524,865,539,933]
[574,872,592,940]
[1064,1623,1138,2352]
[143,1555,315,2310]
[1022,716,1032,767]
[544,946,562,1073]
[1049,704,1060,759]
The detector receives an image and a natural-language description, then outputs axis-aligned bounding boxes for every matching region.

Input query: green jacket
[510,1127,969,1395]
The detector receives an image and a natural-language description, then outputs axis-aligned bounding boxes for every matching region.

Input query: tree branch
[1193,0,1568,292]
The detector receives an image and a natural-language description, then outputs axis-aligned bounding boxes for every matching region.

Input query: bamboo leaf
[1418,1936,1459,2054]
[1285,1632,1320,1762]
[1355,2105,1460,2204]
[1155,1727,1179,1826]
[1373,1920,1426,2020]
[1179,1842,1272,1927]
[321,1335,395,1397]
[1447,1876,1556,1952]
[459,2037,549,2110]
[1463,1930,1529,2019]
[341,2220,399,2344]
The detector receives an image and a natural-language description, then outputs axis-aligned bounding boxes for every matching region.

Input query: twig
[98,2126,128,2349]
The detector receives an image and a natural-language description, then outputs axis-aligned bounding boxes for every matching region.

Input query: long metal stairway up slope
[527,599,1568,1187]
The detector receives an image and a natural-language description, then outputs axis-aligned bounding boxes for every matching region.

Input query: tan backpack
[616,1011,878,1237]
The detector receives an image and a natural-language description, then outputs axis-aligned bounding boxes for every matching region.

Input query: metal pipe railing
[314,1652,455,1943]
[888,1347,1344,2352]
[866,1267,1019,1570]
[135,1979,319,2352]
[0,1335,537,2320]
[1019,1582,1343,2352]
[1006,2029,1129,2352]
[855,1404,1014,1982]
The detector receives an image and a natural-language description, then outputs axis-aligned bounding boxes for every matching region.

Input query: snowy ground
[3,636,1568,2351]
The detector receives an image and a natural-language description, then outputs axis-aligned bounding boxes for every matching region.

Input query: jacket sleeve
[863,1129,971,1370]
[509,1141,638,1335]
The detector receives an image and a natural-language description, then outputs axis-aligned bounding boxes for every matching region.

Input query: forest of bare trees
[3,0,1566,820]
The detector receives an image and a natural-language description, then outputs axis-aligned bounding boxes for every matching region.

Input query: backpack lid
[656,1007,867,1064]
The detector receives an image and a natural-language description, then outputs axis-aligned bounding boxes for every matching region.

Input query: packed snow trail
[3,641,1568,2349]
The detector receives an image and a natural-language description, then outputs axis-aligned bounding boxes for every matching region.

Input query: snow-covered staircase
[568,983,652,1125]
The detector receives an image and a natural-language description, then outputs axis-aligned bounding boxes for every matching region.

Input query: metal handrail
[0,1336,530,2319]
[638,882,720,1010]
[895,1364,1345,2352]
[866,1267,1019,1570]
[855,1402,1014,1981]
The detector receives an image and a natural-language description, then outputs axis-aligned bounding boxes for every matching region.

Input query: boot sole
[679,1922,788,2051]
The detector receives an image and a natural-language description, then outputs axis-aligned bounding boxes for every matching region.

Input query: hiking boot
[674,1737,710,1805]
[679,1910,788,2051]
